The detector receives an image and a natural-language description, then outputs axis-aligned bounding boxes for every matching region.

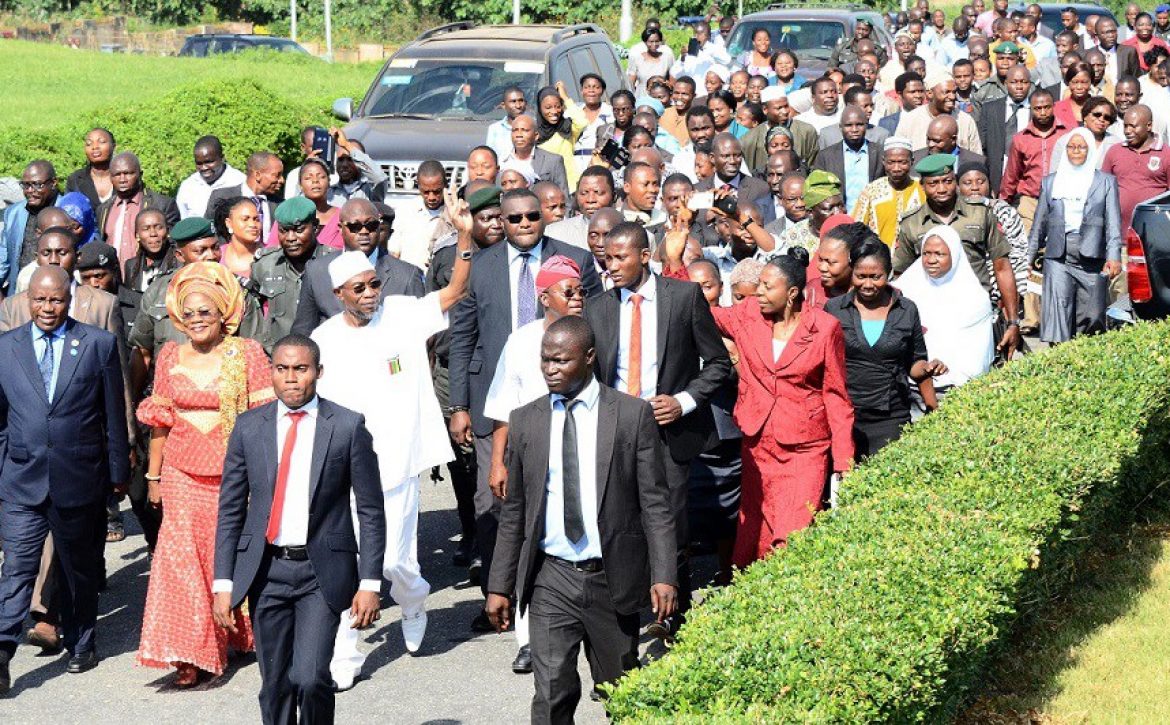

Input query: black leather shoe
[511,645,533,674]
[0,657,10,694]
[66,650,99,674]
[467,557,482,586]
[645,613,685,641]
[452,540,475,567]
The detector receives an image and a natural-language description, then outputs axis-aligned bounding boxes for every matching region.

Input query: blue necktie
[517,252,536,327]
[39,331,54,399]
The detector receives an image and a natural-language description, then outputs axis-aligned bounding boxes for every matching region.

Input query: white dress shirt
[615,274,697,414]
[507,241,544,331]
[389,197,446,272]
[212,397,378,594]
[176,164,246,219]
[483,319,551,423]
[541,378,603,561]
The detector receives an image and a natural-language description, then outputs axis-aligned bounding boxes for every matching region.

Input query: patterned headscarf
[60,191,97,245]
[165,261,245,336]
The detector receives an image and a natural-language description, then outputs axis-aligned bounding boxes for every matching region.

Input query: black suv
[179,34,310,57]
[333,22,627,206]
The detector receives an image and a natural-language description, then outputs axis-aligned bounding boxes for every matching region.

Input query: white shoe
[331,675,356,692]
[401,610,427,654]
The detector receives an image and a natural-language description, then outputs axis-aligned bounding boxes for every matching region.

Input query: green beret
[275,196,317,226]
[914,153,957,177]
[170,217,214,245]
[993,41,1021,55]
[467,185,502,214]
[802,170,842,208]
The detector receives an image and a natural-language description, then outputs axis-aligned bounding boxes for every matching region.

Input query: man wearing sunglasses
[251,197,337,343]
[290,198,423,336]
[1,160,62,296]
[312,188,475,686]
[999,89,1071,231]
[447,188,601,641]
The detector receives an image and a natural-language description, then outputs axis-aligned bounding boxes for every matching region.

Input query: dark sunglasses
[505,211,542,224]
[346,278,383,295]
[344,220,381,233]
[1088,110,1116,122]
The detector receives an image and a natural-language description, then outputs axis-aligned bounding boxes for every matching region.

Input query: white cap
[883,136,914,153]
[760,86,787,103]
[925,68,954,89]
[329,250,376,289]
[707,64,731,83]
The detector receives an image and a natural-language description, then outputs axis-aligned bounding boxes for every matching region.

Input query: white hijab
[893,225,995,387]
[1050,127,1099,232]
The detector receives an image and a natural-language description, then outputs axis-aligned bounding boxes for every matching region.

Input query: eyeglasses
[1089,110,1116,122]
[180,308,220,322]
[505,211,543,224]
[550,287,587,300]
[20,180,55,191]
[343,220,380,233]
[345,278,383,295]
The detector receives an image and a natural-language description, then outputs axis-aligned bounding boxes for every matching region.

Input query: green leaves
[606,322,1170,721]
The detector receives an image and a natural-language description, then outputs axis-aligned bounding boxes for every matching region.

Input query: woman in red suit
[711,247,855,567]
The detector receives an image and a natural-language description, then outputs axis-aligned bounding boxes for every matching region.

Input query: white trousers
[330,476,430,683]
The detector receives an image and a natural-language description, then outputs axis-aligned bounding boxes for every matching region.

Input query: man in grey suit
[447,188,601,633]
[290,198,423,336]
[214,335,385,724]
[486,316,676,724]
[505,115,570,198]
[1095,17,1140,82]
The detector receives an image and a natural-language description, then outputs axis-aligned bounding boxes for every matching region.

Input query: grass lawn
[963,496,1170,724]
[0,39,379,131]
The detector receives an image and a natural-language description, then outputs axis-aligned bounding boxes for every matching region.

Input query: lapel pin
[70,348,78,356]
[71,339,79,347]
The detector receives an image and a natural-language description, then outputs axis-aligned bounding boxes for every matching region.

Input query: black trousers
[249,556,341,725]
[662,454,693,615]
[0,499,104,658]
[528,558,640,725]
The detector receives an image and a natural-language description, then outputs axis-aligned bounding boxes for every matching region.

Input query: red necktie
[267,410,307,544]
[628,294,643,398]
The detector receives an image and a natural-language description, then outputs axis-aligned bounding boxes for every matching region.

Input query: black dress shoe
[0,658,10,694]
[452,540,475,567]
[470,610,496,633]
[511,645,533,674]
[467,557,482,586]
[66,650,99,674]
[645,613,685,641]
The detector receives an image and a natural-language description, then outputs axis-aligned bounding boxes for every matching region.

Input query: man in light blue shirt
[486,86,529,160]
[937,17,973,67]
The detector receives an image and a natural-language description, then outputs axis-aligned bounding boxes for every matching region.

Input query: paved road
[3,471,612,724]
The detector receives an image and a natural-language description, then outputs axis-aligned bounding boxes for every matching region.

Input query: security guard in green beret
[251,197,337,343]
[129,216,270,397]
[973,41,1023,108]
[893,153,1021,358]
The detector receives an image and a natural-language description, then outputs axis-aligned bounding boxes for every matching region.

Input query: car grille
[377,161,468,193]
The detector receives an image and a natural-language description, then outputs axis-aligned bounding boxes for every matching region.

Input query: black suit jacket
[488,385,676,615]
[289,252,424,336]
[813,141,886,189]
[976,96,1012,193]
[96,188,181,241]
[214,398,386,613]
[448,238,602,437]
[65,166,103,211]
[0,319,129,508]
[584,275,732,462]
[1111,44,1141,80]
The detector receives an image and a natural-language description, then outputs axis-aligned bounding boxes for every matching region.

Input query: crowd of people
[0,1,1168,722]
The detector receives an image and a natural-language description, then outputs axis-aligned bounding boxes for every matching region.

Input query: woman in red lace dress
[136,261,273,685]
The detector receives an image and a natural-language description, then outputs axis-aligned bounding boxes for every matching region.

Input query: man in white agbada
[311,189,473,688]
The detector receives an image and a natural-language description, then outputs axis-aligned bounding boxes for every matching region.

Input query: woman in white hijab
[1027,126,1122,343]
[893,224,996,406]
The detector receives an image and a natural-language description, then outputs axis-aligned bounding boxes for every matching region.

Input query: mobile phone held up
[311,126,336,168]
[600,139,630,170]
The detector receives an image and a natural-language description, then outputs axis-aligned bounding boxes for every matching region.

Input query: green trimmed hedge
[606,321,1170,721]
[0,77,336,197]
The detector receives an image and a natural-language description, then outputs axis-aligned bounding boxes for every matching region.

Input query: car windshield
[726,20,847,61]
[1038,8,1115,36]
[362,59,543,120]
[253,38,308,54]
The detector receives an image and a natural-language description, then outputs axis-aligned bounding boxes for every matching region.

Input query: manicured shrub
[606,321,1170,721]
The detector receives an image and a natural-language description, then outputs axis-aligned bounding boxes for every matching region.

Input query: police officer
[128,216,269,398]
[251,197,336,343]
[893,153,1022,359]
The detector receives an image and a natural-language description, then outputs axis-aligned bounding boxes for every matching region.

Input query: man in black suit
[976,63,1032,194]
[214,334,385,724]
[448,188,601,633]
[289,198,424,335]
[205,151,285,246]
[696,133,774,223]
[486,316,677,723]
[1095,16,1140,82]
[584,221,731,637]
[0,266,129,691]
[813,105,886,212]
